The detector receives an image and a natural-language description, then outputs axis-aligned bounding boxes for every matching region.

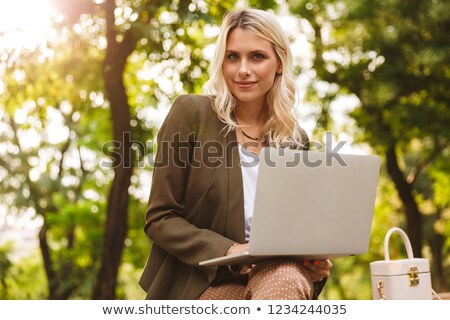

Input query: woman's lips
[235,81,257,89]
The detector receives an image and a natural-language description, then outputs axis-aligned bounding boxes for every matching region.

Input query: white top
[238,144,260,242]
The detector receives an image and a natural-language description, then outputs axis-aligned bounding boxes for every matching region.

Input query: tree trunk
[92,0,136,299]
[38,223,58,299]
[385,146,423,256]
[429,211,447,292]
[430,233,446,292]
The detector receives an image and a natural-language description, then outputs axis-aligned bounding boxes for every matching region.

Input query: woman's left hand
[302,259,332,282]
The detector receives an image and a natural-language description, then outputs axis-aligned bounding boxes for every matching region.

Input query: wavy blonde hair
[203,8,307,148]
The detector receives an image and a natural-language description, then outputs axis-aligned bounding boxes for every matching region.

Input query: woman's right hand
[226,243,252,274]
[226,243,249,256]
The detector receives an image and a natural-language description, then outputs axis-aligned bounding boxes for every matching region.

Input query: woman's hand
[302,259,332,282]
[226,243,249,256]
[225,243,252,274]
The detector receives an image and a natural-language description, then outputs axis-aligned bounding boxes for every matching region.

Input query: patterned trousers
[197,258,314,300]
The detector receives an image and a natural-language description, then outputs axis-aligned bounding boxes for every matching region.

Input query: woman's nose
[238,60,251,77]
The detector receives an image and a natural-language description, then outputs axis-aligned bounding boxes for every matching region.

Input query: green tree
[0,23,111,298]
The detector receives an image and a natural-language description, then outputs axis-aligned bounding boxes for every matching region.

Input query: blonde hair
[203,8,307,148]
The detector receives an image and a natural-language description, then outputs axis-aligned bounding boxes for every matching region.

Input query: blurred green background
[0,0,449,299]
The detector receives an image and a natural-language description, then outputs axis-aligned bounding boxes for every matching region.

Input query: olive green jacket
[139,94,326,299]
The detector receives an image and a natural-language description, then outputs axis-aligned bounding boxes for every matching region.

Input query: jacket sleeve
[144,95,235,272]
[313,278,327,299]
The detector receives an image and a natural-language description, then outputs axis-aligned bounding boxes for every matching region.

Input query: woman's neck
[234,101,266,126]
[234,100,268,155]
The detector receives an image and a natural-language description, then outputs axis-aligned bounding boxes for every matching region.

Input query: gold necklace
[240,128,261,141]
[236,119,263,141]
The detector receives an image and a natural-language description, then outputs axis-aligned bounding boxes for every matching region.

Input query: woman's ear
[277,65,283,74]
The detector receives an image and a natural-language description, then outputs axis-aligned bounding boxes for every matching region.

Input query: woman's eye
[227,53,239,60]
[252,53,265,60]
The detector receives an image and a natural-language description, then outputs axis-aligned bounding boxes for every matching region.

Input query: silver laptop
[199,148,380,267]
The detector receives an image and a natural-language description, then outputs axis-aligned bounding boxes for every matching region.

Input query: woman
[139,8,332,300]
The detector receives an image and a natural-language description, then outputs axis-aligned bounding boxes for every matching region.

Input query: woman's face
[222,28,281,108]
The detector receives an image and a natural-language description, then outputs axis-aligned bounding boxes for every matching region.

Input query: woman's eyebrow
[250,50,269,55]
[225,49,270,54]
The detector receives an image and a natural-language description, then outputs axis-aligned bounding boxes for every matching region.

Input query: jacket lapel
[225,129,246,243]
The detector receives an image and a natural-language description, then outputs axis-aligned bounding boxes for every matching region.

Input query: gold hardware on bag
[408,266,420,286]
[377,280,385,299]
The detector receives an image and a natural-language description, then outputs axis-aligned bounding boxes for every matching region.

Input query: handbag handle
[384,227,414,261]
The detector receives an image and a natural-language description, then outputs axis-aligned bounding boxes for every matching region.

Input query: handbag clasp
[377,280,385,299]
[408,266,420,286]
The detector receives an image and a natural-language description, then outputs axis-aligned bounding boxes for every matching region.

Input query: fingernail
[313,260,320,266]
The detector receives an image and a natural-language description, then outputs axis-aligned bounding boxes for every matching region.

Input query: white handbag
[370,227,433,300]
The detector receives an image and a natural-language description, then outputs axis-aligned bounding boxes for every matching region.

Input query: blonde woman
[139,8,332,300]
